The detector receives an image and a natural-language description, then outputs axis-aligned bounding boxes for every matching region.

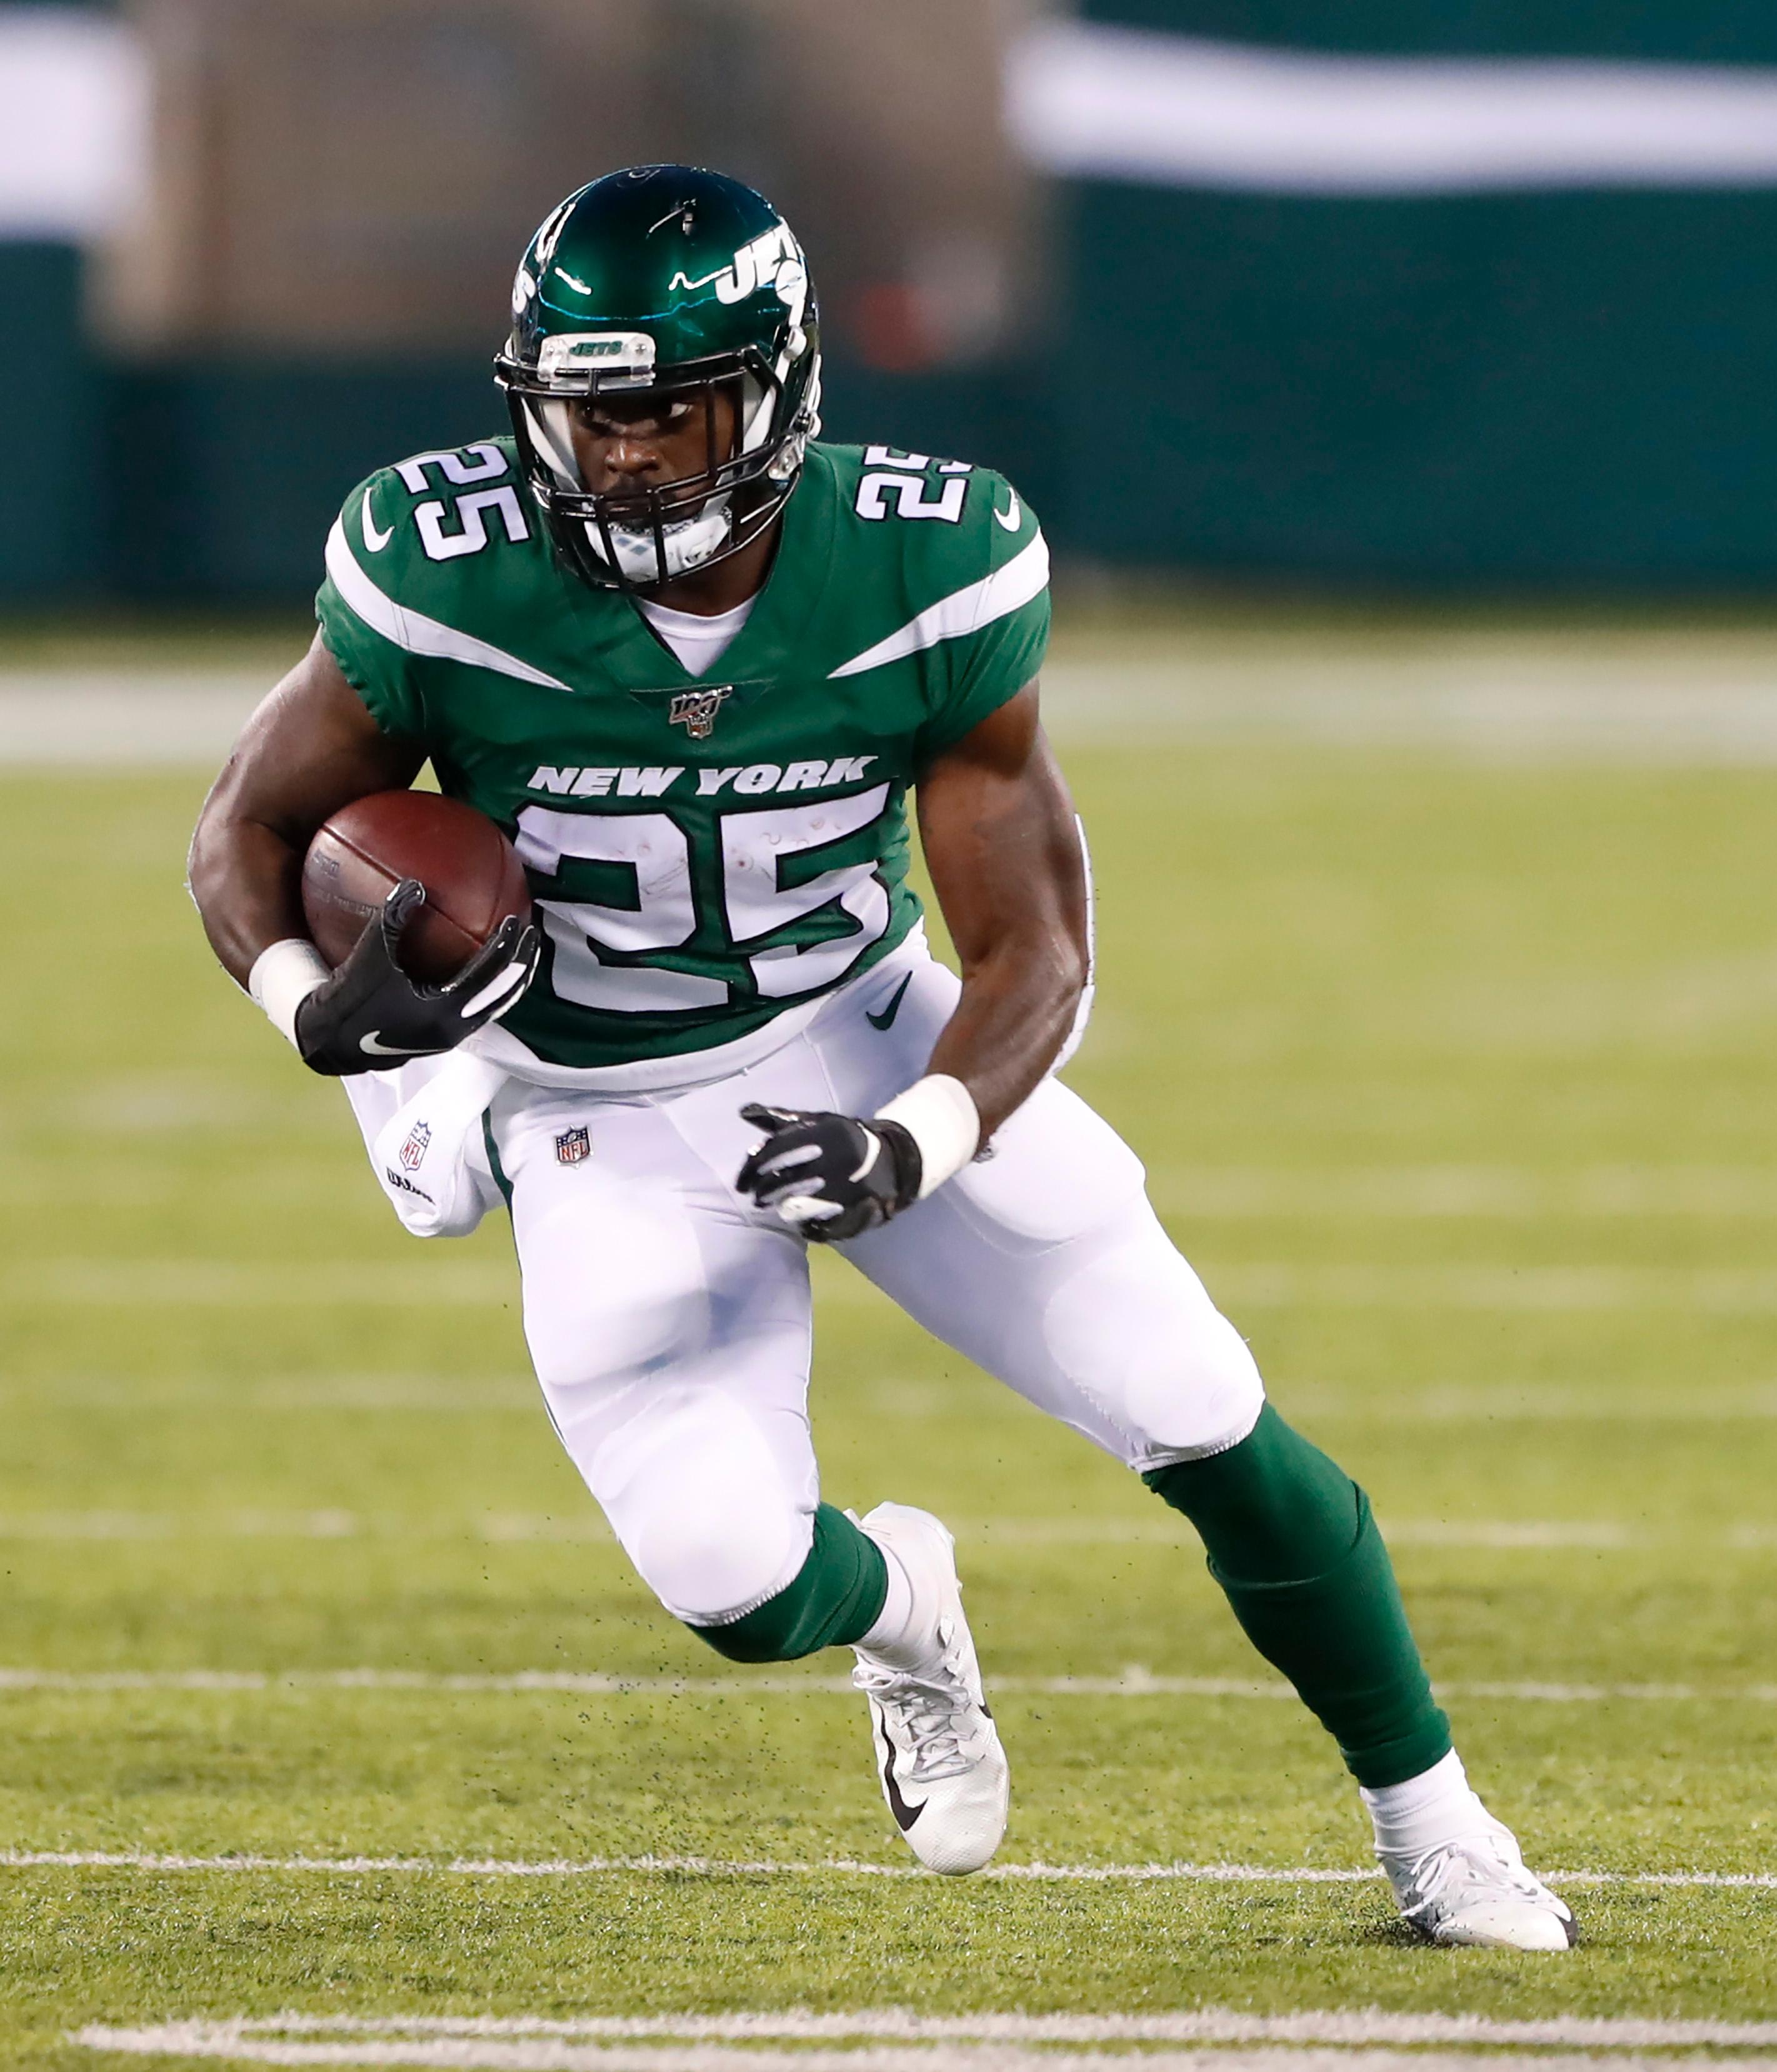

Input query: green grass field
[3,654,1777,2068]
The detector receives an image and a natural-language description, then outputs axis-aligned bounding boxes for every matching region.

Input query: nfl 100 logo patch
[668,686,731,739]
[399,1120,432,1170]
[554,1125,593,1166]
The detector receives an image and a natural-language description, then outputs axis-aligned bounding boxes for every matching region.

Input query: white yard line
[6,1378,1776,1423]
[981,1519,1653,1549]
[23,1257,1777,1313]
[2,1667,1773,1703]
[1200,1262,1777,1313]
[1039,664,1777,763]
[1281,1384,1777,1423]
[0,1509,1756,1551]
[16,666,1777,768]
[12,1849,1777,1889]
[71,2041,1777,2072]
[9,1378,1774,1424]
[0,1261,516,1308]
[1149,1163,1777,1219]
[74,2008,1777,2046]
[1,1381,536,1413]
[0,678,266,765]
[0,1511,613,1543]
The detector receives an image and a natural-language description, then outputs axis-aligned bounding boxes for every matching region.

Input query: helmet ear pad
[521,398,580,492]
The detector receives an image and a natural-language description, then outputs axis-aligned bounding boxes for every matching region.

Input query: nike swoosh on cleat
[993,491,1021,532]
[361,489,394,553]
[876,1717,924,1833]
[359,1031,429,1058]
[866,974,913,1031]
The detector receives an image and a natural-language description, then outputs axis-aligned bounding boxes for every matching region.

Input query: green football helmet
[494,164,821,591]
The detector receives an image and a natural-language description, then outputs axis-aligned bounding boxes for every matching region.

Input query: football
[301,789,532,984]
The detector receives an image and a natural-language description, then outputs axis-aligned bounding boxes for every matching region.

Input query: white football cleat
[851,1502,1009,1876]
[1383,1816,1576,1950]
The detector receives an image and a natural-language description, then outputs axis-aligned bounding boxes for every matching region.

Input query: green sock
[1145,1404,1451,1788]
[688,1503,889,1663]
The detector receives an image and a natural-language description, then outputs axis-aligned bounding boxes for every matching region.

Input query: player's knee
[1043,1228,1264,1459]
[1125,1304,1265,1458]
[610,1398,810,1626]
[634,1491,808,1628]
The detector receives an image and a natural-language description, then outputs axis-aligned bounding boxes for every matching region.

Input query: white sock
[1361,1748,1492,1861]
[856,1536,922,1666]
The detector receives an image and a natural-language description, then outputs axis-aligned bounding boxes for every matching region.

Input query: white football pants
[346,934,1265,1628]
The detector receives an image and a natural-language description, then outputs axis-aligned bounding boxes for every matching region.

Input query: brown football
[301,791,532,984]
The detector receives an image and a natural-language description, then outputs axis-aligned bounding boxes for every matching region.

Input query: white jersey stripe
[828,531,1050,681]
[323,516,573,693]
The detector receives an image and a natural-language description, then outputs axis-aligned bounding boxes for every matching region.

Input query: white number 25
[514,786,892,1014]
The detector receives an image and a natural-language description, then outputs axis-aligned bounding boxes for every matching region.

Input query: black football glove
[736,1102,923,1242]
[294,878,541,1077]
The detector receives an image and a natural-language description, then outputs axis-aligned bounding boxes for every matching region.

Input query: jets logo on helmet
[494,165,823,593]
[672,224,809,336]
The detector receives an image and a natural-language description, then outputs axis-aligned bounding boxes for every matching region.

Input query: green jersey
[316,438,1048,1074]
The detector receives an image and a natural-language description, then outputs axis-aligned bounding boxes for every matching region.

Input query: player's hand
[736,1103,923,1242]
[294,879,541,1076]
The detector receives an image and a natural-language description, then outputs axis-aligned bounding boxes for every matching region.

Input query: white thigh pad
[847,1078,1266,1470]
[518,1178,712,1393]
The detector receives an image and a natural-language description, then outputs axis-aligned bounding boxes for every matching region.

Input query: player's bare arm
[914,681,1088,1138]
[189,633,421,986]
[189,635,538,1074]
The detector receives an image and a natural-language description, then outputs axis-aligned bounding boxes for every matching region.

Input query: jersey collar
[579,449,840,695]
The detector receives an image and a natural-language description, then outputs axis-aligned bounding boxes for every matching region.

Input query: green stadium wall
[1064,0,1777,586]
[0,246,103,600]
[8,0,1777,601]
[0,243,1049,606]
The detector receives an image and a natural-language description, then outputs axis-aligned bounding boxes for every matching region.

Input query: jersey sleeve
[914,472,1051,761]
[314,468,429,741]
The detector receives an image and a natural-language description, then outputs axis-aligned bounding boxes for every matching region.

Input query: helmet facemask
[498,336,820,593]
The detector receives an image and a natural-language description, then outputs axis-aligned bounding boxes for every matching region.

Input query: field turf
[2,666,1776,2066]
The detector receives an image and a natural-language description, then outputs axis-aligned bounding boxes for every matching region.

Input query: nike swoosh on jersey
[359,1031,429,1058]
[866,973,913,1031]
[877,1716,924,1833]
[993,489,1022,533]
[361,489,394,553]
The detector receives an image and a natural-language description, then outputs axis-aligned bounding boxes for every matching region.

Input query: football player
[189,166,1572,1948]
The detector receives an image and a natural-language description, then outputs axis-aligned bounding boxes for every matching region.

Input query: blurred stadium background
[7,4,1777,2054]
[9,0,1777,603]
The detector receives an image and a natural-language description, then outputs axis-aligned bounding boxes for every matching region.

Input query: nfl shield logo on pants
[399,1120,431,1170]
[554,1126,592,1166]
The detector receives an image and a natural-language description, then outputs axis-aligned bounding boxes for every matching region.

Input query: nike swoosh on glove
[736,1103,923,1242]
[294,879,540,1077]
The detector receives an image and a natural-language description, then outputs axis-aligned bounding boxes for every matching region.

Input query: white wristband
[248,938,331,1049]
[876,1074,980,1199]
